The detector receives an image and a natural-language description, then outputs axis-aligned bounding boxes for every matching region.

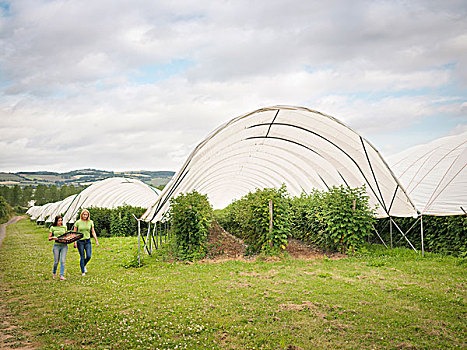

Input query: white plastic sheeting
[62,177,160,224]
[141,106,417,222]
[388,131,467,216]
[45,194,78,223]
[26,205,42,220]
[36,201,61,222]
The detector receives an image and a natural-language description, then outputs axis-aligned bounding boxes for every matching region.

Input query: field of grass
[0,219,466,349]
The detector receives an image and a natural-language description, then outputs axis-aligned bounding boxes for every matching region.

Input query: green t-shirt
[49,225,67,246]
[74,219,94,240]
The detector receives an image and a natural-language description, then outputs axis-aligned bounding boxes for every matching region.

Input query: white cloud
[0,0,466,172]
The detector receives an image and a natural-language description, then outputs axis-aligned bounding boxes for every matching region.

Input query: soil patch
[205,221,247,259]
[205,221,344,261]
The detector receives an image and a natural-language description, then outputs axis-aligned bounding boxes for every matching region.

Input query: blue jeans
[53,244,68,276]
[76,239,92,273]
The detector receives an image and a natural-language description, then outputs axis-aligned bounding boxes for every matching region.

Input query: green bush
[244,185,290,254]
[169,191,213,261]
[290,186,375,254]
[215,185,290,255]
[13,205,26,214]
[0,195,11,223]
[289,189,326,242]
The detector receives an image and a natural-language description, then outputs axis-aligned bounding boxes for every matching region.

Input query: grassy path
[0,219,466,349]
[0,216,25,248]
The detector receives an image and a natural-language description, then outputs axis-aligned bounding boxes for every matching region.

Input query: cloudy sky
[0,0,466,173]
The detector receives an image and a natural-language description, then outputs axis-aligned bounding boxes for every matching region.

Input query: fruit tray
[56,231,83,244]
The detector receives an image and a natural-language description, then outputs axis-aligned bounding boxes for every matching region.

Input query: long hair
[80,209,90,221]
[53,215,63,227]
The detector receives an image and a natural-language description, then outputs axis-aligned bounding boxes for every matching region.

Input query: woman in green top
[73,209,99,276]
[49,215,68,280]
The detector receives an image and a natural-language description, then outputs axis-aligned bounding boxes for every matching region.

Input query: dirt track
[0,216,25,248]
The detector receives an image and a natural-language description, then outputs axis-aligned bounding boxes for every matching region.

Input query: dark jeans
[76,239,92,273]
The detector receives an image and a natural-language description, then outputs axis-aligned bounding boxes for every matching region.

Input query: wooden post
[390,217,393,249]
[137,219,141,267]
[147,222,152,255]
[269,199,273,246]
[160,222,163,246]
[421,215,424,257]
[152,222,158,250]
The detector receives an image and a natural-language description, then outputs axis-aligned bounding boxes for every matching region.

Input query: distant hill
[0,169,175,188]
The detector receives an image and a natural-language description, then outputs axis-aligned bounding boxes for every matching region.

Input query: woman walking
[49,215,68,280]
[73,209,99,276]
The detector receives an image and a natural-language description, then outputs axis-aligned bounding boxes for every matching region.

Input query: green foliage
[375,215,467,257]
[289,189,326,242]
[13,205,26,214]
[169,191,213,261]
[0,195,11,222]
[0,184,84,207]
[290,185,375,254]
[215,185,290,255]
[110,206,138,237]
[121,248,144,268]
[217,185,375,255]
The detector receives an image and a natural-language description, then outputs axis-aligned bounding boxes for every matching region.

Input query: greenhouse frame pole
[152,222,158,250]
[147,222,152,256]
[390,217,418,253]
[159,221,162,246]
[371,224,388,248]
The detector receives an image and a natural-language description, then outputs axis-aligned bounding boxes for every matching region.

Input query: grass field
[0,219,466,349]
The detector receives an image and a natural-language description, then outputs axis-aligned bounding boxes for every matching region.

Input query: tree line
[0,184,86,208]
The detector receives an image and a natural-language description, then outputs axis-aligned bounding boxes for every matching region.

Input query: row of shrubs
[167,185,376,259]
[169,186,466,260]
[215,185,376,255]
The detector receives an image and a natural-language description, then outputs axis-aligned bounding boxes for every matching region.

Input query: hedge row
[215,185,375,255]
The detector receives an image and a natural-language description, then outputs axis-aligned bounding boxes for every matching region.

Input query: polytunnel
[36,201,62,222]
[62,177,160,224]
[388,131,467,216]
[45,194,78,223]
[26,205,42,220]
[141,106,417,223]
